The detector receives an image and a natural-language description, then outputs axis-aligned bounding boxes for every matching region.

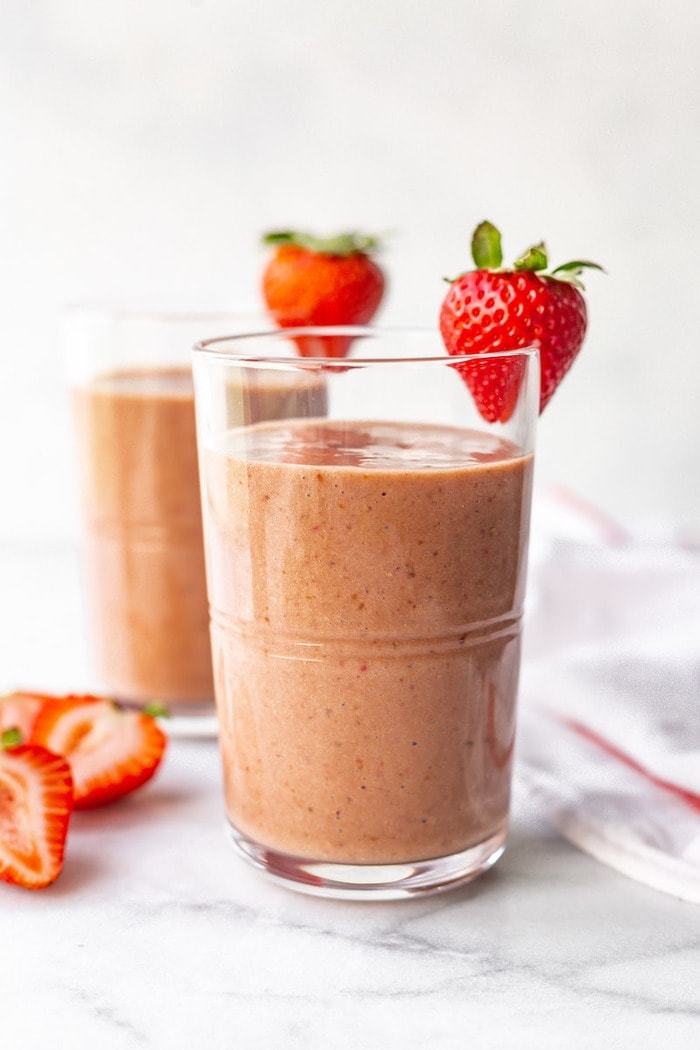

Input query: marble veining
[1,547,699,1049]
[1,737,698,1050]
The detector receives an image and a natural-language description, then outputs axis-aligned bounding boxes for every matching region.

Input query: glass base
[229,825,507,900]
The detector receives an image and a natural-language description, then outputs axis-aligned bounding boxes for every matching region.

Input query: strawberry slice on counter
[261,230,386,358]
[0,691,55,741]
[30,695,167,810]
[0,730,74,890]
[440,220,603,421]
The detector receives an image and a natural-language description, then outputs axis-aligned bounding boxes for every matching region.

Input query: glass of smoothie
[192,327,538,897]
[65,308,269,732]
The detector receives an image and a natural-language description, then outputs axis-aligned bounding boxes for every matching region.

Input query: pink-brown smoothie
[74,367,328,706]
[203,419,534,864]
[73,367,212,705]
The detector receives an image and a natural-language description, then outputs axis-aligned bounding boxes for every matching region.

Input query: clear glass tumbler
[192,327,538,896]
[64,308,263,732]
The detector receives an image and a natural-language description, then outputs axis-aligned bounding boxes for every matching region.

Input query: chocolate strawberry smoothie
[73,367,327,707]
[203,418,534,864]
[73,367,212,705]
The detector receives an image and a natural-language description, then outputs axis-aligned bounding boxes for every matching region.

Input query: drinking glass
[64,308,263,733]
[193,327,538,896]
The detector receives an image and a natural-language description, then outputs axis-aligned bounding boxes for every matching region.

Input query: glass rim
[192,326,540,369]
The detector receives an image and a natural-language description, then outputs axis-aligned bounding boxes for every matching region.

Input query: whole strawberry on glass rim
[440,221,603,422]
[261,230,385,359]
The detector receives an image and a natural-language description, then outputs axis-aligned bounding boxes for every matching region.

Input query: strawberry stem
[471,221,503,269]
[1,727,23,749]
[262,230,381,257]
[467,221,604,288]
[513,242,549,272]
[142,702,171,720]
[551,259,606,278]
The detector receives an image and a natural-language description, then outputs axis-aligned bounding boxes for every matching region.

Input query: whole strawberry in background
[261,230,386,358]
[440,221,603,422]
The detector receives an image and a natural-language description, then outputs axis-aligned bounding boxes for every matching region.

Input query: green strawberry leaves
[467,220,604,290]
[471,221,503,268]
[550,258,606,289]
[513,242,548,272]
[1,727,22,749]
[262,230,381,257]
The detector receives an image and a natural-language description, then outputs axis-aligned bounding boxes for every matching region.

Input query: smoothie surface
[205,417,534,864]
[215,418,526,470]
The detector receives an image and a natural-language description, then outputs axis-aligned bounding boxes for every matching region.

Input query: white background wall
[1,0,699,543]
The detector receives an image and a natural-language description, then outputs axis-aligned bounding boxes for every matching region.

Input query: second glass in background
[64,308,266,727]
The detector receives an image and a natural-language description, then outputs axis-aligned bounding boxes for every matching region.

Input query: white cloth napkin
[517,487,700,903]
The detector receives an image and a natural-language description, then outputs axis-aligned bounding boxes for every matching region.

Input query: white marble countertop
[1,542,699,1049]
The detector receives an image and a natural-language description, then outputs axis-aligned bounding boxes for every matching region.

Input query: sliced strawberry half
[30,696,167,810]
[0,733,74,890]
[0,691,53,741]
